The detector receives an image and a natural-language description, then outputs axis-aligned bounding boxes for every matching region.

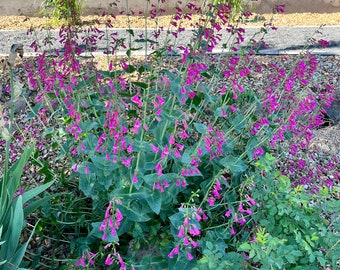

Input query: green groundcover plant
[11,0,339,269]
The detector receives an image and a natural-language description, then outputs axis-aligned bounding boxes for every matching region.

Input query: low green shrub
[40,0,85,25]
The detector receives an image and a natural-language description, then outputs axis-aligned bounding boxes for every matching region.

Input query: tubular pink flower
[105,202,112,218]
[87,251,96,266]
[168,245,179,258]
[187,251,194,261]
[187,91,196,99]
[195,212,202,222]
[155,162,163,176]
[161,145,170,159]
[207,196,215,206]
[253,147,265,159]
[105,255,113,266]
[116,208,123,222]
[109,217,116,236]
[239,216,246,225]
[127,143,133,153]
[119,77,127,88]
[163,180,169,188]
[246,195,256,206]
[225,209,233,217]
[132,173,138,183]
[169,134,175,144]
[230,105,237,112]
[157,95,165,106]
[178,226,185,238]
[151,144,159,153]
[274,4,285,13]
[245,209,253,215]
[131,93,142,108]
[155,108,162,115]
[189,224,200,236]
[162,76,170,84]
[117,253,126,270]
[121,156,133,168]
[191,240,199,248]
[75,254,86,267]
[133,119,141,134]
[73,164,78,172]
[184,217,190,226]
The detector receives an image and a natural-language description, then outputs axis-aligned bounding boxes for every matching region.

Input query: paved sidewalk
[0,25,339,56]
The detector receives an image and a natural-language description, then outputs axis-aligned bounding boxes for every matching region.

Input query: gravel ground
[1,13,339,57]
[0,13,340,30]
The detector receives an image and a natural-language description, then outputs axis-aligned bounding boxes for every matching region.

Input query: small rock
[6,97,27,114]
[325,99,340,124]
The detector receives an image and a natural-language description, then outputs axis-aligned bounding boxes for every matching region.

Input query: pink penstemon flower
[75,250,96,267]
[168,245,179,258]
[132,173,138,183]
[151,144,159,153]
[225,209,233,218]
[155,162,163,176]
[187,251,194,261]
[274,4,285,13]
[161,145,170,158]
[105,254,113,266]
[246,195,257,206]
[178,226,185,238]
[73,163,78,172]
[131,93,143,108]
[231,226,236,236]
[121,156,133,168]
[132,118,141,134]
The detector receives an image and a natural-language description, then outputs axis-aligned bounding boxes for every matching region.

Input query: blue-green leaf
[147,191,162,214]
[22,180,55,205]
[219,156,247,174]
[6,196,23,259]
[194,122,208,134]
[119,202,152,222]
[11,220,40,268]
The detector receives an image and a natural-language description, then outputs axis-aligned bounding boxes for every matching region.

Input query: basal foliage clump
[20,0,339,269]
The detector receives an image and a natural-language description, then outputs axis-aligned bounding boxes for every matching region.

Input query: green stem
[1,67,15,223]
[3,67,15,183]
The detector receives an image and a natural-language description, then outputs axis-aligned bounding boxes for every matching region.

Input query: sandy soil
[0,13,340,31]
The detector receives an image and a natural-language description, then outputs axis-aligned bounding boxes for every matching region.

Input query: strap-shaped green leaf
[6,196,23,260]
[21,180,55,205]
[7,147,34,198]
[10,221,40,269]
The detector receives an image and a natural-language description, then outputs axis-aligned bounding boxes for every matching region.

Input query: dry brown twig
[1,43,24,73]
